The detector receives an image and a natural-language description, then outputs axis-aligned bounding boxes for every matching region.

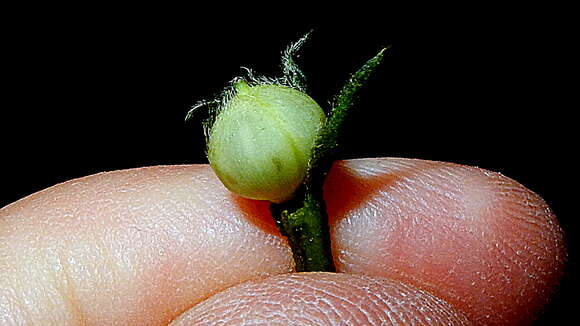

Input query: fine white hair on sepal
[185,30,314,122]
[184,89,235,154]
[238,67,288,88]
[185,99,217,122]
[185,31,315,154]
[281,30,312,92]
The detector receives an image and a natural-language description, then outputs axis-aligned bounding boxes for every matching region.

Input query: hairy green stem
[271,189,334,272]
[271,47,388,272]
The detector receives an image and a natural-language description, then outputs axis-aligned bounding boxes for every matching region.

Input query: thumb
[170,272,471,326]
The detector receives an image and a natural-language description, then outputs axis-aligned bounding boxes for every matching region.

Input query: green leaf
[306,46,389,189]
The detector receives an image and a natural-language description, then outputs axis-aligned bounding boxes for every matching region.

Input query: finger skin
[325,158,567,326]
[0,165,294,325]
[170,272,472,326]
[0,158,566,325]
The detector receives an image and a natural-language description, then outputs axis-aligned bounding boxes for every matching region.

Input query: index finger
[0,165,294,325]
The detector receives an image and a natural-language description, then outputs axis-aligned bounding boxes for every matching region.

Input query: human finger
[325,158,566,325]
[170,272,471,326]
[0,159,563,321]
[0,165,294,325]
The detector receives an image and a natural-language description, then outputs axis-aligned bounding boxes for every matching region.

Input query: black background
[1,5,575,324]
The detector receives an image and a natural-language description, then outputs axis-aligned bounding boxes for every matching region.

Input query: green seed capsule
[207,81,325,203]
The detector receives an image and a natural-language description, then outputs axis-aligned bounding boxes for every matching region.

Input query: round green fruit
[208,81,325,203]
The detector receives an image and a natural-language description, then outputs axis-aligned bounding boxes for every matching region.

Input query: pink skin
[0,165,293,325]
[170,272,472,325]
[0,158,566,325]
[326,159,566,325]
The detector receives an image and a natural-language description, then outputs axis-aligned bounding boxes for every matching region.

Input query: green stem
[271,47,388,272]
[271,189,334,272]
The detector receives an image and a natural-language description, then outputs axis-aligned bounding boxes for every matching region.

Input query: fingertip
[170,272,471,326]
[0,165,294,325]
[325,158,566,325]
